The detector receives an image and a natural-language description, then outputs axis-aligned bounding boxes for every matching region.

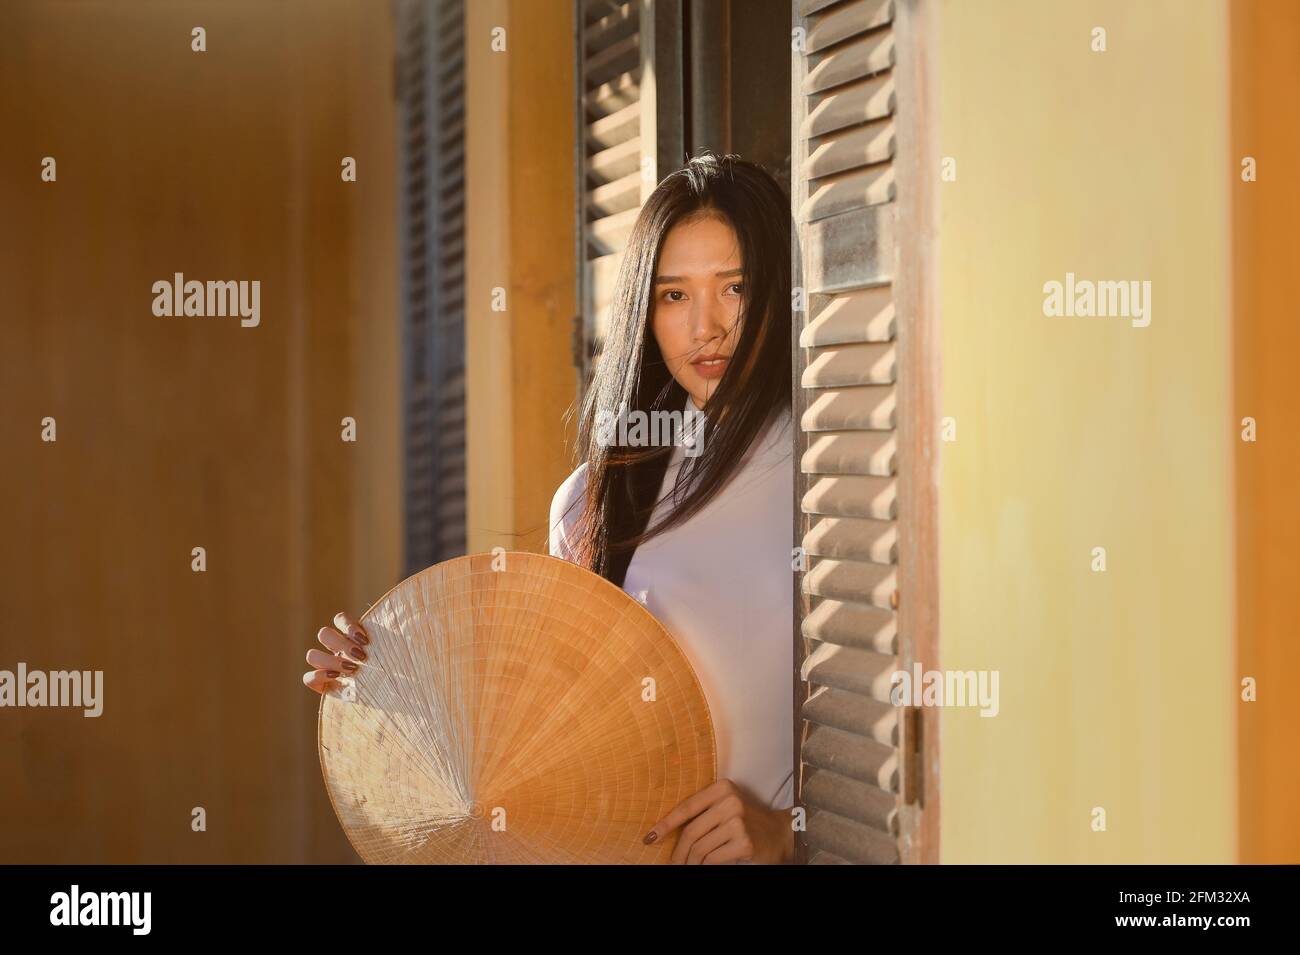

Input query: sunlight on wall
[936,0,1235,863]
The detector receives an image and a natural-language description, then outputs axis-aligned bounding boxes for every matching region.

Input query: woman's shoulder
[761,401,794,449]
[549,462,588,519]
[741,401,795,467]
[548,462,589,561]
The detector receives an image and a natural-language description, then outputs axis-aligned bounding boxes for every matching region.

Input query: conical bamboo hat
[318,552,716,864]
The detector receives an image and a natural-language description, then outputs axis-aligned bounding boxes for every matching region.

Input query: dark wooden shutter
[575,0,684,388]
[792,0,936,865]
[397,0,467,574]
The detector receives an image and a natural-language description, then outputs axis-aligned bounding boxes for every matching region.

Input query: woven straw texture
[318,552,716,863]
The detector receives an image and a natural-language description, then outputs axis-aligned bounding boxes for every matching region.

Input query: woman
[305,153,795,865]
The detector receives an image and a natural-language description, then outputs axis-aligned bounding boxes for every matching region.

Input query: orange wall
[0,0,400,863]
[1231,0,1300,864]
[465,0,577,555]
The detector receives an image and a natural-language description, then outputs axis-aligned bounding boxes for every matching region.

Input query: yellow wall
[936,0,1235,863]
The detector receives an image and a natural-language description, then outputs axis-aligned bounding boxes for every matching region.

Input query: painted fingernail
[326,671,340,678]
[643,831,657,845]
[353,629,369,646]
[341,661,358,672]
[348,645,367,661]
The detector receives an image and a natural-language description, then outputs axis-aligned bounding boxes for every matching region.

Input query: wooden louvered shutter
[792,0,938,865]
[397,0,467,575]
[575,0,684,387]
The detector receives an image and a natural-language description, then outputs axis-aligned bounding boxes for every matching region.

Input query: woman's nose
[689,298,729,344]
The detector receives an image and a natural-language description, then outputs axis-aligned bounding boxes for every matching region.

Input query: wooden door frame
[891,0,941,866]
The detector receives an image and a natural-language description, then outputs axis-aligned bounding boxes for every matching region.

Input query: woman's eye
[662,290,686,303]
[726,282,744,295]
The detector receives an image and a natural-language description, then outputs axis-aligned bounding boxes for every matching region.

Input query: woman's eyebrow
[653,268,744,283]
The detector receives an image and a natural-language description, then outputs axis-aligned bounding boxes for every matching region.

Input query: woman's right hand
[302,611,370,695]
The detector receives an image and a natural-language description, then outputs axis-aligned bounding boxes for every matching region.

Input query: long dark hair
[570,153,792,586]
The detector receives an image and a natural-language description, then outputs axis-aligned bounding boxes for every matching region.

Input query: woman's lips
[690,356,729,380]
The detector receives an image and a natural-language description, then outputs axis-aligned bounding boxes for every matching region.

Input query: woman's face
[651,214,744,409]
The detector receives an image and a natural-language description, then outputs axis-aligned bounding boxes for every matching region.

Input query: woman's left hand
[644,779,793,864]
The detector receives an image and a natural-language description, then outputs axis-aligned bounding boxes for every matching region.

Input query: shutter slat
[585,32,641,90]
[583,0,637,55]
[802,476,896,521]
[802,341,896,388]
[808,849,853,865]
[803,31,895,96]
[587,135,643,184]
[803,74,895,139]
[802,430,896,477]
[806,809,901,865]
[802,683,898,743]
[587,206,640,254]
[585,252,624,345]
[587,252,623,311]
[802,598,897,654]
[802,386,895,432]
[800,286,895,347]
[587,169,642,218]
[440,258,464,290]
[803,768,898,832]
[803,724,898,792]
[803,558,896,608]
[805,0,893,53]
[804,118,895,180]
[584,70,641,118]
[587,99,640,150]
[804,514,897,563]
[801,641,897,701]
[801,164,896,222]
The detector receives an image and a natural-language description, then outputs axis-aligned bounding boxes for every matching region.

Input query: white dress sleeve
[547,463,588,563]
